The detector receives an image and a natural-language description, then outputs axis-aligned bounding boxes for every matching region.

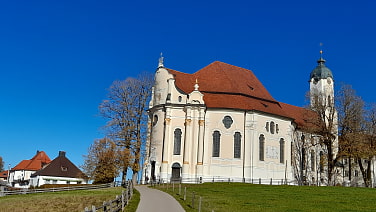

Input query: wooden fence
[0,183,114,197]
[84,181,134,212]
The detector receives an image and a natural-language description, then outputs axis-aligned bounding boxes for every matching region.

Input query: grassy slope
[0,187,140,212]
[156,183,376,212]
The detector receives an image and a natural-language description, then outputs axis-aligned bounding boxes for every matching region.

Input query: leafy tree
[82,138,119,184]
[99,72,153,185]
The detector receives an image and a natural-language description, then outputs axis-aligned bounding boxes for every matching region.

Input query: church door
[171,163,181,182]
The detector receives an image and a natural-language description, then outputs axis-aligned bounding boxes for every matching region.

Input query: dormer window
[61,166,68,171]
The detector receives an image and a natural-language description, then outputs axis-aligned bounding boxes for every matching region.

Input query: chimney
[59,151,66,157]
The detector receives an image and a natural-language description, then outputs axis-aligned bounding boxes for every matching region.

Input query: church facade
[143,54,336,184]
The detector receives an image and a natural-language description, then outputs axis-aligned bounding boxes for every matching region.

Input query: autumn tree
[82,138,119,184]
[337,84,366,185]
[0,156,4,172]
[99,72,153,185]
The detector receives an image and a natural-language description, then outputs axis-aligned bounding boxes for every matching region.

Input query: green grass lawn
[156,183,376,212]
[0,187,140,212]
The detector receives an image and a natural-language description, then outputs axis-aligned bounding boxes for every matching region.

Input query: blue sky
[1,0,375,171]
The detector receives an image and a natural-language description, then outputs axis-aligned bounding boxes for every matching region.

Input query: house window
[270,122,275,134]
[279,138,285,163]
[61,166,68,171]
[234,132,241,158]
[66,181,70,184]
[53,180,57,184]
[311,150,315,171]
[259,135,265,161]
[174,128,182,155]
[213,131,221,157]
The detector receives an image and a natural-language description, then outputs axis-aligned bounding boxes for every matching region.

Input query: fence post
[199,196,202,212]
[121,190,125,210]
[173,182,175,193]
[179,184,181,195]
[259,178,261,184]
[192,191,195,209]
[125,189,129,205]
[103,201,106,212]
[92,205,96,212]
[84,207,89,212]
[184,187,186,201]
[270,178,272,185]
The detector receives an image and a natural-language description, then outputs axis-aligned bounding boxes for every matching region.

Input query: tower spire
[158,52,164,68]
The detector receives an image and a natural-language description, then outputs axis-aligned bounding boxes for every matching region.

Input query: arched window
[259,134,265,161]
[173,129,182,155]
[234,132,241,158]
[311,150,315,171]
[212,131,221,157]
[270,122,275,134]
[265,122,269,132]
[279,138,285,164]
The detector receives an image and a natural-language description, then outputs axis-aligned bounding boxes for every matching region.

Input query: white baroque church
[143,53,337,184]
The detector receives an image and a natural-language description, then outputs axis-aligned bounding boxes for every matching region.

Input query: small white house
[9,151,51,188]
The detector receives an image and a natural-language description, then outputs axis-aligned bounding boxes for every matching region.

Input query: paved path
[135,185,185,212]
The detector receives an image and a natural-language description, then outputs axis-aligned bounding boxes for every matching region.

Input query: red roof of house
[12,151,51,171]
[0,170,9,178]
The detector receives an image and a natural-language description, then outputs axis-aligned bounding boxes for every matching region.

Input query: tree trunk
[132,172,138,185]
[121,169,128,187]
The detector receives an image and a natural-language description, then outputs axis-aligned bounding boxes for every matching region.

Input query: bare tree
[304,91,338,185]
[99,72,154,185]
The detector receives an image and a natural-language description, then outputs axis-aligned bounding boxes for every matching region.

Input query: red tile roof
[12,151,51,171]
[0,170,9,178]
[166,61,315,127]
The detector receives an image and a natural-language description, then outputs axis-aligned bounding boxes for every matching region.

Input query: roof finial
[158,52,164,68]
[194,78,199,91]
[317,43,326,65]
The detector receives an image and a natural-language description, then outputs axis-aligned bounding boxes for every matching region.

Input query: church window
[279,138,285,163]
[212,131,221,157]
[153,115,158,126]
[222,116,233,129]
[270,122,275,134]
[311,150,315,171]
[259,134,265,161]
[355,170,359,177]
[265,122,269,132]
[234,132,241,158]
[276,124,279,134]
[319,151,324,173]
[178,96,182,102]
[302,147,306,170]
[173,129,182,155]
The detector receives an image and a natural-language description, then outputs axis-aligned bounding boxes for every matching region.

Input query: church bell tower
[309,50,334,107]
